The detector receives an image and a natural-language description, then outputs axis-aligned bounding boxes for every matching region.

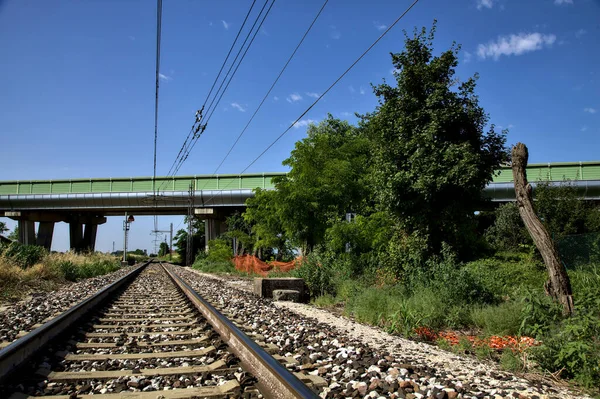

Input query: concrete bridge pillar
[83,224,98,252]
[36,222,55,250]
[69,222,83,252]
[204,218,227,251]
[18,220,35,245]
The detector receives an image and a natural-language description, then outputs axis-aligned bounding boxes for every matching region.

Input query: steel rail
[0,261,150,384]
[161,263,319,399]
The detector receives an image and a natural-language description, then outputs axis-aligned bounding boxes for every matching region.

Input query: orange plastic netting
[232,255,302,276]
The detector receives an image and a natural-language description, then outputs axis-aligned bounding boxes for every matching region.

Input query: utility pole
[123,213,134,264]
[151,222,173,260]
[186,184,194,266]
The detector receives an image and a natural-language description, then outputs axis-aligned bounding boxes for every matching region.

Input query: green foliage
[224,212,255,256]
[485,203,531,250]
[361,22,507,259]
[500,349,525,372]
[464,252,547,297]
[271,116,372,253]
[1,242,47,268]
[293,251,336,297]
[244,189,293,260]
[0,221,8,234]
[529,268,600,387]
[206,238,233,262]
[534,180,590,240]
[173,219,205,265]
[158,242,169,257]
[470,301,523,336]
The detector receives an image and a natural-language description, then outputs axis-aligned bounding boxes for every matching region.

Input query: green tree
[8,226,18,241]
[244,189,292,260]
[272,115,372,254]
[361,22,506,259]
[223,212,254,256]
[485,202,531,250]
[173,217,205,265]
[0,221,8,235]
[534,180,591,240]
[158,242,169,257]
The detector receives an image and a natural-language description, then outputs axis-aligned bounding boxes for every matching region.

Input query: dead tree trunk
[511,143,574,316]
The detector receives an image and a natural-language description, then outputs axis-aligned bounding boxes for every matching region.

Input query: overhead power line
[153,0,163,233]
[160,0,271,188]
[196,0,423,206]
[170,0,277,178]
[211,0,330,176]
[168,0,276,180]
[241,0,422,174]
[162,0,258,182]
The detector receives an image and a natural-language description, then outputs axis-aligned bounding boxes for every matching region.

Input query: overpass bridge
[1,162,599,251]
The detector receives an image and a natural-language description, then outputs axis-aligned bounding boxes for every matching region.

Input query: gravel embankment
[176,267,591,399]
[0,265,136,345]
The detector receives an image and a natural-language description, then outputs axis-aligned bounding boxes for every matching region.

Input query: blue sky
[1,0,598,253]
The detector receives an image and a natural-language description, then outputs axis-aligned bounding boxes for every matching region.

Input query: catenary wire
[159,0,259,188]
[212,0,329,176]
[169,0,276,178]
[196,0,423,207]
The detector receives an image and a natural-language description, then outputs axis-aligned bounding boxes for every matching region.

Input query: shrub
[1,243,47,268]
[470,301,523,336]
[485,203,531,251]
[206,239,233,262]
[292,251,335,298]
[500,349,525,372]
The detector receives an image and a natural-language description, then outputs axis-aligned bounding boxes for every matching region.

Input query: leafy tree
[223,212,254,256]
[361,22,506,259]
[485,203,531,250]
[8,226,18,241]
[244,189,292,261]
[0,221,8,235]
[271,115,372,254]
[173,217,205,265]
[534,180,593,240]
[158,242,169,257]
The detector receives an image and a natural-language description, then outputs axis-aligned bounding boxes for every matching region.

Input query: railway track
[0,262,319,399]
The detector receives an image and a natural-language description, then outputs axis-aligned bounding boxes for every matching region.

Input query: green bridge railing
[0,162,599,195]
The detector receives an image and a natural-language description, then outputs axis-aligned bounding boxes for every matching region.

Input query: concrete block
[272,289,301,302]
[254,278,307,302]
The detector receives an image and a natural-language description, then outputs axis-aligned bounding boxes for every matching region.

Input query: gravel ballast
[0,265,136,345]
[177,267,591,399]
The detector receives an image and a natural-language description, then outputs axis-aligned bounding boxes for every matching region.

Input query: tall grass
[0,244,122,301]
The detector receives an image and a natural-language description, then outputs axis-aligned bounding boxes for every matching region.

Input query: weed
[500,349,525,372]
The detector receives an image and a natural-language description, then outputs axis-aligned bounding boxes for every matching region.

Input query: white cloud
[581,126,588,132]
[128,35,136,41]
[508,124,515,129]
[575,29,586,38]
[477,32,557,60]
[476,0,494,10]
[231,102,246,112]
[390,68,400,75]
[305,92,320,99]
[292,119,317,129]
[330,25,341,40]
[209,21,213,27]
[159,73,172,81]
[221,20,230,30]
[554,0,573,5]
[584,107,597,114]
[464,51,472,63]
[374,22,387,31]
[287,93,303,103]
[359,86,366,95]
[273,96,279,101]
[349,85,356,93]
[340,112,352,117]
